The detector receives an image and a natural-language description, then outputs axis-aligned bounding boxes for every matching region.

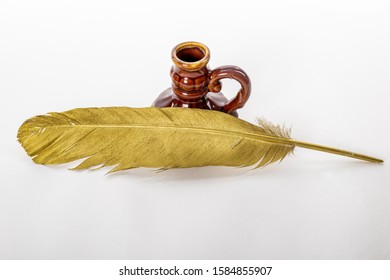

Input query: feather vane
[17,107,382,173]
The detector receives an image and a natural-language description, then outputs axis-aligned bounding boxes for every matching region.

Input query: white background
[0,0,389,259]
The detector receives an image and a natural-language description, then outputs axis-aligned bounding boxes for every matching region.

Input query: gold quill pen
[17,107,383,173]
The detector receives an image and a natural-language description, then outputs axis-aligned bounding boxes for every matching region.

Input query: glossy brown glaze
[152,42,251,116]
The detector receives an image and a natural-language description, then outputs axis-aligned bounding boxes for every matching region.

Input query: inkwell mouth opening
[172,41,210,71]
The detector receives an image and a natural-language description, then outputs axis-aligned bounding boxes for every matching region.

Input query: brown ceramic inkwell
[152,41,251,116]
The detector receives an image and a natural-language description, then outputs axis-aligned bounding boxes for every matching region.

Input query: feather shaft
[290,140,383,163]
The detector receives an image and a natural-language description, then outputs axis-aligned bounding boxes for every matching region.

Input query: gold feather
[17,107,383,173]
